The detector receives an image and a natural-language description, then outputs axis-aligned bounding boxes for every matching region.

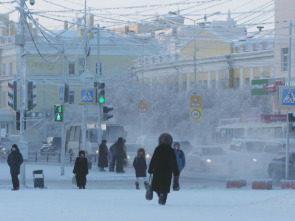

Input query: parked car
[267,152,295,183]
[228,138,295,177]
[40,137,61,154]
[187,146,229,172]
[126,143,151,165]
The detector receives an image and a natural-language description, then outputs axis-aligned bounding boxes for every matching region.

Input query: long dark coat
[98,143,108,167]
[133,156,147,177]
[148,144,179,194]
[73,157,89,176]
[7,149,23,174]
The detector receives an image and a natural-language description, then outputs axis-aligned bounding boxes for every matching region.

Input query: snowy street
[1,163,295,220]
[1,188,295,220]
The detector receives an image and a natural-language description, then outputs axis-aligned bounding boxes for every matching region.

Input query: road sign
[190,108,202,121]
[79,88,96,105]
[278,86,295,108]
[138,102,148,113]
[190,96,202,107]
[59,85,64,101]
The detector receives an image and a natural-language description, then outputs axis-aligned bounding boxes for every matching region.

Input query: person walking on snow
[173,142,186,191]
[133,148,148,190]
[73,150,88,189]
[7,144,23,191]
[98,140,108,172]
[148,133,179,205]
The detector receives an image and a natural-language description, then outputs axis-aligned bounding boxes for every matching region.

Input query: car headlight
[252,158,257,163]
[127,155,130,159]
[146,154,150,158]
[96,150,99,154]
[206,159,212,163]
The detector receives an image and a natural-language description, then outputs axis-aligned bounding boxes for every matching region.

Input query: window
[264,143,284,154]
[9,62,12,75]
[281,48,289,72]
[69,62,75,75]
[2,63,6,76]
[69,91,75,104]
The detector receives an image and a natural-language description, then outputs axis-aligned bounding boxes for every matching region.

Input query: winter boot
[135,182,140,190]
[144,181,149,190]
[158,194,166,205]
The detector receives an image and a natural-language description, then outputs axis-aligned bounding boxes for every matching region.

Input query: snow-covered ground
[1,188,295,221]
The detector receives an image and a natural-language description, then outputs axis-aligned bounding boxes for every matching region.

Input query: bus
[65,123,125,155]
[216,115,290,144]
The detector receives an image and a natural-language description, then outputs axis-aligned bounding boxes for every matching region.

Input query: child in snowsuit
[133,148,148,190]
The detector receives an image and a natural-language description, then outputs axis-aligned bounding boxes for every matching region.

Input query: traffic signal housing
[94,81,105,104]
[103,105,113,121]
[288,112,295,132]
[27,81,37,111]
[8,81,17,110]
[54,104,63,122]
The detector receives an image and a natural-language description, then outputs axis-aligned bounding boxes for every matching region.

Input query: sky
[0,0,274,32]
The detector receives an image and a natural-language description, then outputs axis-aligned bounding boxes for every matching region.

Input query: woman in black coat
[73,150,88,189]
[114,137,127,173]
[133,148,148,190]
[148,133,179,205]
[98,140,108,172]
[7,144,23,190]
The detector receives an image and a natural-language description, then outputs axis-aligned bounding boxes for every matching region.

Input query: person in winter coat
[148,133,179,205]
[133,148,148,190]
[108,147,114,172]
[98,140,108,172]
[7,144,23,191]
[73,150,88,189]
[114,137,127,173]
[173,142,186,191]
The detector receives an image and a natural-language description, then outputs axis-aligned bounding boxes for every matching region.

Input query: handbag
[145,175,153,200]
[72,175,77,185]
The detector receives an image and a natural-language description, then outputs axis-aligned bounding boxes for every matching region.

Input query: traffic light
[16,111,26,131]
[288,112,295,132]
[64,84,69,103]
[103,105,113,121]
[27,81,37,111]
[94,81,105,104]
[8,81,17,110]
[54,104,63,122]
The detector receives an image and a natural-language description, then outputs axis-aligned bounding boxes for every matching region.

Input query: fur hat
[79,150,86,156]
[158,133,173,146]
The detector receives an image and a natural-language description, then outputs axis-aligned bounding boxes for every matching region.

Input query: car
[173,140,193,155]
[228,138,295,177]
[0,137,14,155]
[40,137,61,154]
[136,135,158,157]
[125,143,151,165]
[187,146,229,172]
[267,152,295,183]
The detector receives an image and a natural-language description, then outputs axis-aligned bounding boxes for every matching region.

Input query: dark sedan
[267,152,295,183]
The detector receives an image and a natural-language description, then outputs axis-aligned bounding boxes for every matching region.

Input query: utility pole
[285,20,292,180]
[140,43,145,135]
[61,48,66,176]
[18,0,27,186]
[96,24,102,146]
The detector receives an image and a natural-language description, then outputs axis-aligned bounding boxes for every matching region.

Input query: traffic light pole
[61,49,66,176]
[96,24,102,146]
[19,0,27,186]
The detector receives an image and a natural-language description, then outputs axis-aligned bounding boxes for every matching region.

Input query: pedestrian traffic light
[94,81,105,104]
[27,81,37,111]
[288,112,295,132]
[54,104,63,122]
[8,81,17,111]
[64,83,69,103]
[16,111,26,130]
[103,105,113,121]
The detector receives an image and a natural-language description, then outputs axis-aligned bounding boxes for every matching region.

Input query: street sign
[190,96,202,107]
[138,102,148,113]
[59,85,64,101]
[278,86,295,109]
[79,88,96,105]
[190,108,202,121]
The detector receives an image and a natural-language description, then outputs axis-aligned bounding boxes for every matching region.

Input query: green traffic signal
[57,106,62,113]
[99,96,105,104]
[55,113,62,121]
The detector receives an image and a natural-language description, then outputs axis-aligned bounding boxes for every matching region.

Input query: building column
[216,70,219,89]
[250,68,253,82]
[207,71,211,88]
[186,73,190,91]
[240,68,244,87]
